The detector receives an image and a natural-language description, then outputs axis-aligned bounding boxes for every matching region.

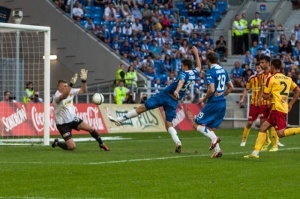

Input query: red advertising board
[0,102,108,136]
[159,103,202,131]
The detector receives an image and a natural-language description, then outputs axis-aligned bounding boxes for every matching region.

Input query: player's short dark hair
[181,59,193,69]
[271,59,282,70]
[261,55,271,63]
[206,52,218,64]
[57,80,67,85]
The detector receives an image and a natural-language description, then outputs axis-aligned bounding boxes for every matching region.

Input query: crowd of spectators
[53,0,300,103]
[53,0,224,102]
[231,11,300,90]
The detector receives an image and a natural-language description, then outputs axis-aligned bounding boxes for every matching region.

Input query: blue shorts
[194,100,226,129]
[145,92,178,122]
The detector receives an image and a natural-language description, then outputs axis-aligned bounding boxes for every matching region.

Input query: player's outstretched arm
[191,46,201,72]
[79,69,88,94]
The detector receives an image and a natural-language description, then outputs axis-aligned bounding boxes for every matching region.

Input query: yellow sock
[264,130,271,145]
[270,127,278,147]
[284,128,300,137]
[241,127,251,142]
[254,132,267,151]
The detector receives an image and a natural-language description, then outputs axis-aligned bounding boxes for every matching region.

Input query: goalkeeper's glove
[80,69,88,83]
[69,73,78,87]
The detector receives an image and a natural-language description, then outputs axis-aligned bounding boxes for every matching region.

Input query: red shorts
[259,105,270,120]
[266,110,287,130]
[248,104,260,122]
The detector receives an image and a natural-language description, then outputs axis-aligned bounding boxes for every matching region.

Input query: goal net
[0,23,51,145]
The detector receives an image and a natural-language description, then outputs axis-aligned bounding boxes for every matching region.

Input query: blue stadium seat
[196,16,206,24]
[159,74,168,86]
[172,23,179,30]
[181,9,188,17]
[172,44,179,50]
[268,45,278,56]
[94,20,100,26]
[216,1,228,14]
[92,13,101,21]
[187,17,196,24]
[85,6,93,15]
[176,2,185,11]
[205,16,216,29]
[84,13,91,19]
[93,6,102,14]
[80,20,86,27]
[154,60,162,74]
[212,9,221,21]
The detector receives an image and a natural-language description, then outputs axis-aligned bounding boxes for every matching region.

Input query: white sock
[196,125,216,141]
[168,127,181,145]
[214,143,221,152]
[117,110,138,121]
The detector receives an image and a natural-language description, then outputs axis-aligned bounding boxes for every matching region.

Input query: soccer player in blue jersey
[108,46,201,153]
[194,51,234,158]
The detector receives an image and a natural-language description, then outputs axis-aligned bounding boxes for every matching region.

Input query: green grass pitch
[1,128,300,199]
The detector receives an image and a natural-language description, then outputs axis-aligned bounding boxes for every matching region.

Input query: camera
[12,10,23,24]
[9,96,16,100]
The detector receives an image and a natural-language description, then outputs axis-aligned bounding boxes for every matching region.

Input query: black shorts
[56,117,83,141]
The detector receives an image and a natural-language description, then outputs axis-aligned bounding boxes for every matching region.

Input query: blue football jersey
[206,64,230,102]
[163,69,199,100]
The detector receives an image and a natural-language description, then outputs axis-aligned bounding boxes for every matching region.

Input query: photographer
[140,93,148,104]
[31,91,43,103]
[3,91,17,103]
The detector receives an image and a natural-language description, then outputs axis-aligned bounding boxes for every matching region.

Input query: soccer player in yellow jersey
[257,56,283,151]
[245,59,300,158]
[239,63,262,146]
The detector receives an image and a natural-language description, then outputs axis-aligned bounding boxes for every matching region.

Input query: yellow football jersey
[259,71,272,106]
[246,74,260,106]
[264,72,297,114]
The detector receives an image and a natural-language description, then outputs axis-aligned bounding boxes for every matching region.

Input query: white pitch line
[0,147,300,166]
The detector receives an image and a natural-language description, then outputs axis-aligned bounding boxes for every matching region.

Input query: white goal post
[0,22,51,146]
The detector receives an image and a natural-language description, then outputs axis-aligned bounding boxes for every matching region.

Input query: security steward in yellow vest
[250,12,262,44]
[125,70,137,88]
[114,81,129,104]
[232,14,245,55]
[240,13,249,53]
[23,81,34,103]
[115,64,125,85]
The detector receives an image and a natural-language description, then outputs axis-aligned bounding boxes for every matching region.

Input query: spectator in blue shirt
[189,33,201,46]
[201,33,214,49]
[230,61,245,88]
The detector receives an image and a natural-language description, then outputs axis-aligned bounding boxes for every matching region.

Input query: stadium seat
[205,16,216,29]
[216,1,228,14]
[154,60,162,74]
[196,16,206,24]
[268,45,278,56]
[176,2,185,11]
[187,17,196,24]
[80,20,86,27]
[92,13,101,21]
[212,9,221,21]
[93,6,102,14]
[84,13,91,19]
[181,9,188,17]
[85,6,93,15]
[159,74,168,86]
[94,20,100,26]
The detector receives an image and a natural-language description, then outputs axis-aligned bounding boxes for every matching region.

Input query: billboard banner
[98,104,166,133]
[0,102,108,136]
[159,103,201,131]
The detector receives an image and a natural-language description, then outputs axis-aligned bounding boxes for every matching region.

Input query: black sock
[90,130,103,145]
[57,142,68,150]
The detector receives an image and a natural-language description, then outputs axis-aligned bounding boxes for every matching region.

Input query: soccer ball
[92,93,104,105]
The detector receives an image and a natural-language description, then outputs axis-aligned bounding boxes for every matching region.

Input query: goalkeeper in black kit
[51,69,110,151]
